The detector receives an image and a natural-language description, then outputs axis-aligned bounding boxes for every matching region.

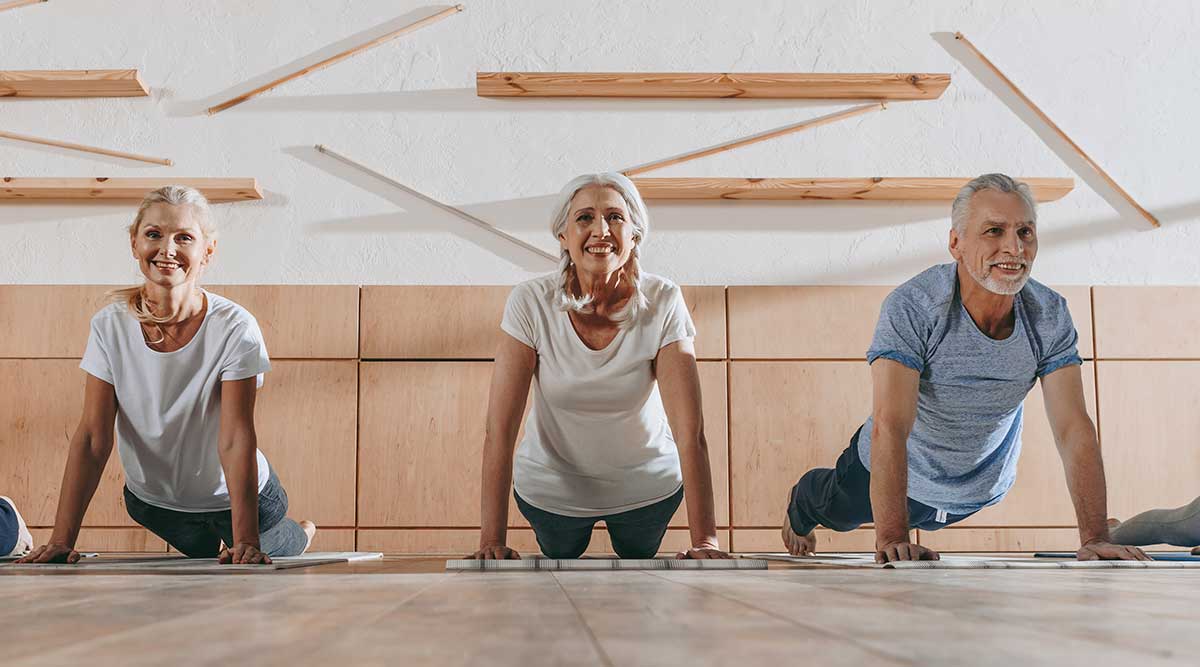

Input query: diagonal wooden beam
[0,129,172,165]
[0,0,46,13]
[954,32,1158,228]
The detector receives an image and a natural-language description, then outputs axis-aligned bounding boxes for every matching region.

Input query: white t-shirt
[80,291,272,512]
[502,272,697,517]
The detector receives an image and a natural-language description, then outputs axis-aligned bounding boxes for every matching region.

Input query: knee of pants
[539,543,589,559]
[611,543,659,559]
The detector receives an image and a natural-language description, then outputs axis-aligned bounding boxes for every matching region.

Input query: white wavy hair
[951,173,1037,234]
[549,173,650,328]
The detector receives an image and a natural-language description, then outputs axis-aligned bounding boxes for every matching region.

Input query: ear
[204,239,217,265]
[948,227,962,261]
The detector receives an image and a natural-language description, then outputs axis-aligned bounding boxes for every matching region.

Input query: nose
[1003,229,1022,256]
[593,217,611,238]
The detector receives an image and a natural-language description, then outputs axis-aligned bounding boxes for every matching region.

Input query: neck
[575,266,623,305]
[956,263,1015,338]
[142,281,204,323]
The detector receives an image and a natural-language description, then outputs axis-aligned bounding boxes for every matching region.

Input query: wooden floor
[5,557,1197,665]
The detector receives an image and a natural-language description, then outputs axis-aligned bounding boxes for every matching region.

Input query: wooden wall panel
[1097,362,1200,519]
[958,362,1096,527]
[729,361,872,527]
[358,529,542,555]
[29,528,168,553]
[255,361,358,527]
[0,360,133,527]
[732,528,876,553]
[670,362,729,527]
[307,528,357,552]
[1057,286,1094,360]
[728,286,890,359]
[918,528,1080,552]
[208,285,359,359]
[679,286,726,360]
[0,286,110,357]
[360,286,510,359]
[1093,287,1200,359]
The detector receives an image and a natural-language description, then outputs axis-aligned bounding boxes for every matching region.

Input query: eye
[145,230,161,239]
[576,213,593,223]
[1018,227,1034,238]
[986,227,1002,235]
[177,234,193,243]
[607,212,625,222]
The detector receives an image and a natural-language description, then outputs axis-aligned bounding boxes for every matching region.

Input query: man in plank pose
[781,173,1148,563]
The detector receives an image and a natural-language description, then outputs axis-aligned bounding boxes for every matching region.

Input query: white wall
[2,0,1196,286]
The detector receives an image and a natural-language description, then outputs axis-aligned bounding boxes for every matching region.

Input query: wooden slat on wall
[918,528,1080,552]
[732,528,876,553]
[728,284,1093,359]
[0,69,149,97]
[29,528,168,553]
[957,362,1096,527]
[0,360,134,527]
[1093,287,1200,358]
[1097,361,1200,519]
[208,286,359,359]
[0,286,111,357]
[729,361,872,527]
[255,361,358,527]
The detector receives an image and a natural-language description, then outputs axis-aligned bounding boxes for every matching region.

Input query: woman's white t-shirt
[80,291,272,512]
[501,272,697,517]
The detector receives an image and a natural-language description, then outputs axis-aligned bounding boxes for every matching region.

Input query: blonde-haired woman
[471,173,729,560]
[20,186,314,565]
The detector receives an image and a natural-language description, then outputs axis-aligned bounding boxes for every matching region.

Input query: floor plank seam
[549,571,617,667]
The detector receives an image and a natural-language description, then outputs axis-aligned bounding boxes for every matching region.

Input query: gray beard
[965,263,1029,295]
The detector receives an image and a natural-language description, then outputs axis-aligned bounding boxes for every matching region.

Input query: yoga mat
[0,552,98,563]
[447,557,768,571]
[1035,551,1200,562]
[1,551,382,574]
[741,553,1200,569]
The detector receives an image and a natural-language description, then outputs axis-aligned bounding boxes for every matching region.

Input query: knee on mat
[540,544,588,559]
[611,542,660,559]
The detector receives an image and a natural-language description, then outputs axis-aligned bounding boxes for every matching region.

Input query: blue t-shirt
[858,263,1082,515]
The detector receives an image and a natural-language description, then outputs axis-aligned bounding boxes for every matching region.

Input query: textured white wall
[2,0,1196,286]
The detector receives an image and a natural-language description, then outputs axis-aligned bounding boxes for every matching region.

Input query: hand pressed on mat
[875,540,939,564]
[468,545,521,560]
[1076,541,1151,561]
[676,544,732,560]
[219,542,271,565]
[16,543,81,564]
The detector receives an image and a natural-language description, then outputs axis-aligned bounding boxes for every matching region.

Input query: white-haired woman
[471,174,728,560]
[19,186,314,565]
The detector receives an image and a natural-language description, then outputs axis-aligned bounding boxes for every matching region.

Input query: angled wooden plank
[0,69,148,98]
[0,130,171,165]
[0,0,47,13]
[478,72,950,100]
[0,178,262,202]
[633,177,1074,201]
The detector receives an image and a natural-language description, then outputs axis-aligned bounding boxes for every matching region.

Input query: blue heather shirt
[857,263,1082,515]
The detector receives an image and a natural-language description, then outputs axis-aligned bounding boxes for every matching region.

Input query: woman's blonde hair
[549,173,650,328]
[107,185,215,343]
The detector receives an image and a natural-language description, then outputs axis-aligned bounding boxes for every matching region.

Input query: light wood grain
[732,528,876,553]
[307,528,356,552]
[633,177,1075,201]
[208,285,359,359]
[623,103,884,177]
[0,360,133,527]
[1059,286,1094,359]
[0,130,171,166]
[670,362,729,527]
[255,361,358,527]
[958,362,1096,527]
[1097,361,1200,519]
[729,361,873,527]
[0,285,111,358]
[679,286,727,360]
[0,69,148,97]
[917,527,1081,552]
[478,72,950,99]
[1092,287,1200,358]
[357,528,542,554]
[28,528,168,553]
[955,33,1158,228]
[0,178,262,202]
[206,5,464,114]
[360,286,511,359]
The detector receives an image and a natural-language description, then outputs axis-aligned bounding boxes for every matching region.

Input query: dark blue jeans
[787,428,975,535]
[124,469,308,558]
[0,496,19,556]
[515,487,684,559]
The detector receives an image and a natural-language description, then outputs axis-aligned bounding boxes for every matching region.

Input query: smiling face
[949,188,1038,295]
[130,203,214,290]
[559,185,638,278]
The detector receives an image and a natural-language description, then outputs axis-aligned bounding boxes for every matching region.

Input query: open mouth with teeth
[991,261,1026,274]
[584,244,616,256]
[152,260,183,272]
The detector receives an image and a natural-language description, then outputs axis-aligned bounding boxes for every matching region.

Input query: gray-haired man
[782,173,1149,563]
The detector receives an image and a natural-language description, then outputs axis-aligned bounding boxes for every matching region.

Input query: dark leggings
[515,487,684,559]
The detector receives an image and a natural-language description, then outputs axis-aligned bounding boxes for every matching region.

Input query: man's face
[950,189,1038,295]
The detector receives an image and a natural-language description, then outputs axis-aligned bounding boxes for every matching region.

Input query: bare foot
[1191,546,1199,556]
[781,514,816,556]
[300,520,317,554]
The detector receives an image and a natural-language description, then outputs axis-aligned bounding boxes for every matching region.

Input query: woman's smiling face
[559,185,637,277]
[131,203,214,289]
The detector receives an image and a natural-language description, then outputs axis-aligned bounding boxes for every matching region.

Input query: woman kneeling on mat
[19,186,314,565]
[471,173,728,561]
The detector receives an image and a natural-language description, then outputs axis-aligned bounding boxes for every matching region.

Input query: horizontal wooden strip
[28,528,167,553]
[917,528,1081,552]
[0,178,262,202]
[477,72,950,100]
[732,528,876,553]
[356,528,729,555]
[0,69,149,97]
[633,177,1074,201]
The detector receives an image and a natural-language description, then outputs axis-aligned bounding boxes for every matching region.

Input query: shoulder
[205,292,264,339]
[508,273,558,308]
[639,272,682,306]
[1018,277,1073,327]
[882,263,956,318]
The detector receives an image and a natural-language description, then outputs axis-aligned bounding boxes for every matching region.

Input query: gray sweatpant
[1110,496,1200,547]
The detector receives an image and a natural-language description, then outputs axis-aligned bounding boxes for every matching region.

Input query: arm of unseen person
[217,377,270,565]
[656,338,729,559]
[1041,365,1149,561]
[868,359,937,563]
[17,374,118,564]
[469,333,536,560]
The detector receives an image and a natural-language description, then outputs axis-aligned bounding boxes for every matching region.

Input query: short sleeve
[221,320,271,386]
[500,284,538,350]
[866,291,931,373]
[659,284,696,350]
[1036,297,1082,378]
[79,315,114,384]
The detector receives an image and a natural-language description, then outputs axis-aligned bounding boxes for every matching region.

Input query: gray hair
[950,173,1037,234]
[549,173,650,328]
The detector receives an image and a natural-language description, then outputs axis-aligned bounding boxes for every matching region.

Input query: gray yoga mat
[742,553,1200,569]
[1,551,382,573]
[447,557,768,571]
